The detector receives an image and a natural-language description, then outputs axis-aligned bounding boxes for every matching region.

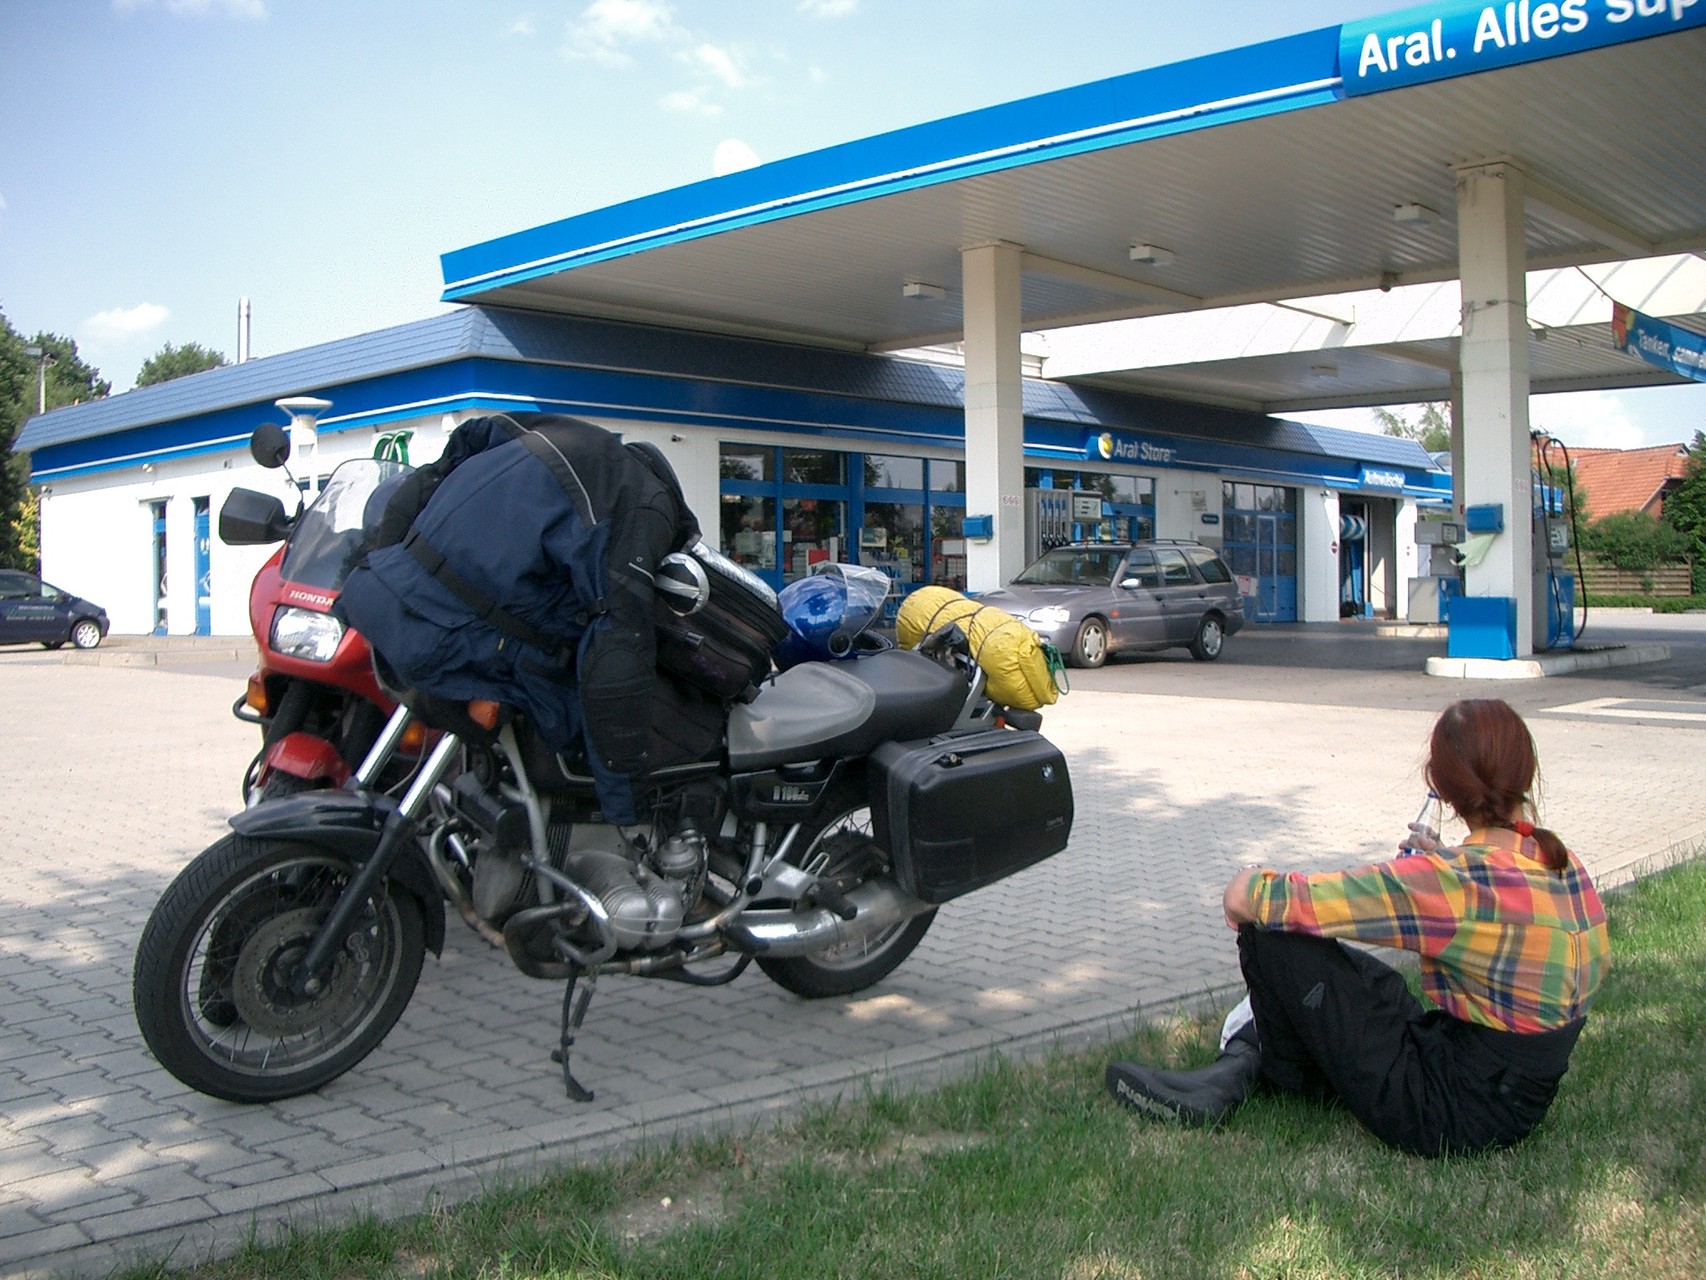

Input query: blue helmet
[774,564,892,668]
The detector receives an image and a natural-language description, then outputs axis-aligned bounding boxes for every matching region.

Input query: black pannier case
[869,729,1073,905]
[654,546,790,702]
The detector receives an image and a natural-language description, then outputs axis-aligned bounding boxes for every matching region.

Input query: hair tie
[1514,821,1534,837]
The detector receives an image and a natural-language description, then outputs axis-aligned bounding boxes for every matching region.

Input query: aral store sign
[1340,0,1705,95]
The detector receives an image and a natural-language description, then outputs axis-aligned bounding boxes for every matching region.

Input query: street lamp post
[21,344,54,415]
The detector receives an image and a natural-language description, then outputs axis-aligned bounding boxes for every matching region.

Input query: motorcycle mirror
[249,423,292,469]
[218,488,293,546]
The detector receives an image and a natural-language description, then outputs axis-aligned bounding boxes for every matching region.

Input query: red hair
[1425,699,1568,870]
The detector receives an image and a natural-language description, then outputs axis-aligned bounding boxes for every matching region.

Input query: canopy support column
[1455,161,1534,656]
[962,241,1026,593]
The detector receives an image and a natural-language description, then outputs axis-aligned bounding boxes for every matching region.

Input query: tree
[1373,403,1451,454]
[1536,452,1590,529]
[1,310,111,572]
[1582,510,1690,573]
[135,341,228,388]
[1661,431,1706,593]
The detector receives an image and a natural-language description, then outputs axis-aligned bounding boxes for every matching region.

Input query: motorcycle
[219,424,423,803]
[132,578,1074,1104]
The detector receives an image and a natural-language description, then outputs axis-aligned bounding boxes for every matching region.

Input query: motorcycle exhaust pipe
[723,878,929,957]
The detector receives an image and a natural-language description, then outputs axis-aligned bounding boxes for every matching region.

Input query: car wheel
[70,619,104,650]
[1189,614,1225,662]
[1070,617,1108,668]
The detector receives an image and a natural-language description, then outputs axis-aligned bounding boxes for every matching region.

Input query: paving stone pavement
[1,620,1703,1277]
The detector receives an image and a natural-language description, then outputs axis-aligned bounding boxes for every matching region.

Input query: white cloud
[84,303,170,342]
[564,0,681,64]
[1532,391,1650,450]
[712,138,760,176]
[113,0,267,18]
[506,16,536,37]
[798,0,857,16]
[683,42,749,89]
[1291,391,1680,451]
[661,89,722,116]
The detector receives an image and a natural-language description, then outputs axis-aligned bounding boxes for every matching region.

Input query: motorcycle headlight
[271,606,345,663]
[1027,606,1072,626]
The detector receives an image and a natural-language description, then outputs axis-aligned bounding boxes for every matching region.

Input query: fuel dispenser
[1532,432,1589,652]
[1025,489,1109,561]
[1441,432,1588,658]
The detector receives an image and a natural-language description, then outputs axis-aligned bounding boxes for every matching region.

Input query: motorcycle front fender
[264,731,352,787]
[228,791,446,956]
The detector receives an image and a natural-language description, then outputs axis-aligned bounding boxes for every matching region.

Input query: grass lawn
[129,857,1706,1280]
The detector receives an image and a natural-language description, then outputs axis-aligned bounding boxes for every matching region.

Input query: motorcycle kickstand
[551,972,598,1102]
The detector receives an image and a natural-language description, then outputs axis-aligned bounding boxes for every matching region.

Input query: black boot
[1105,1035,1261,1127]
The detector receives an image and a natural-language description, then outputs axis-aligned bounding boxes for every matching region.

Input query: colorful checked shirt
[1244,828,1610,1034]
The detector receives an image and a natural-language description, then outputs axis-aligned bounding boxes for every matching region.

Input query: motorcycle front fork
[291,706,461,995]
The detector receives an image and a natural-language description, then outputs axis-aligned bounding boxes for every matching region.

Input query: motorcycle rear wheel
[133,834,425,1103]
[755,787,936,999]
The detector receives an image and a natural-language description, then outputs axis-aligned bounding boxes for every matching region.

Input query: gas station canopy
[441,8,1706,414]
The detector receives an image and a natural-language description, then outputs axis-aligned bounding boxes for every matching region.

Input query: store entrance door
[1254,514,1281,621]
[149,500,168,636]
[194,498,212,636]
[1339,502,1370,618]
[1222,483,1298,623]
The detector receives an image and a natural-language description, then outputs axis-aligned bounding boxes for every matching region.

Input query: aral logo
[1096,433,1115,460]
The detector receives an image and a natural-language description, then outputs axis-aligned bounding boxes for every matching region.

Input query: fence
[1577,554,1693,597]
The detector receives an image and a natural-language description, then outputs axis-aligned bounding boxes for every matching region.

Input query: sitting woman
[1106,698,1611,1157]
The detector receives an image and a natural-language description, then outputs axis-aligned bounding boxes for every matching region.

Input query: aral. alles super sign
[1340,0,1704,96]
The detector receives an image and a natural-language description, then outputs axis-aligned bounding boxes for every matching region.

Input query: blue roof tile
[18,305,1435,474]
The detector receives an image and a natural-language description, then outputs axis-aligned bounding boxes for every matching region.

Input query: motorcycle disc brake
[229,906,370,1037]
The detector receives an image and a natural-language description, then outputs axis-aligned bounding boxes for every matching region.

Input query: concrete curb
[58,638,254,668]
[1425,643,1671,680]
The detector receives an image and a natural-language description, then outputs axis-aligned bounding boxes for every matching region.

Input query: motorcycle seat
[726,648,967,771]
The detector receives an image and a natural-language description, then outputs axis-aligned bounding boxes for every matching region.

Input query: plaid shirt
[1245,828,1610,1033]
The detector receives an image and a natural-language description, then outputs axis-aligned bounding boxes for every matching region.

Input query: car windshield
[279,458,411,590]
[1011,547,1126,586]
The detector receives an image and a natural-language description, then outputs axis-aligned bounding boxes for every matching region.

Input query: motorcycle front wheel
[755,786,936,999]
[133,834,425,1103]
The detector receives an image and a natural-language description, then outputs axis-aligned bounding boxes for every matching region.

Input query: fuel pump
[1025,489,1107,560]
[1531,431,1590,651]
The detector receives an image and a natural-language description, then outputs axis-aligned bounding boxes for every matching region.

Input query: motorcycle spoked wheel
[133,834,425,1103]
[754,786,937,999]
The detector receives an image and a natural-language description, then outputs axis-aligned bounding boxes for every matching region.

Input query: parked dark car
[0,570,110,650]
[978,540,1245,667]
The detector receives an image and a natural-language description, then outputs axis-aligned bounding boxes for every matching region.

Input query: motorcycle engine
[559,823,709,952]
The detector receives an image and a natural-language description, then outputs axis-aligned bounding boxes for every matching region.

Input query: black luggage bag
[868,728,1073,904]
[655,544,790,701]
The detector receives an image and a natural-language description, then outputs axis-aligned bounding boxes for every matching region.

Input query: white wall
[38,412,466,636]
[575,417,722,541]
[1300,488,1340,623]
[35,410,766,638]
[1155,469,1223,546]
[1395,500,1419,622]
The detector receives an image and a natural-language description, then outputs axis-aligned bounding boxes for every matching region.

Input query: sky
[2,0,1700,450]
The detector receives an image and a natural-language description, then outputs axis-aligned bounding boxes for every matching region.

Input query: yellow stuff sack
[897,586,1063,711]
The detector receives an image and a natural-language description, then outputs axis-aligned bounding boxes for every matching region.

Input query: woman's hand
[1223,867,1261,930]
[1399,825,1441,855]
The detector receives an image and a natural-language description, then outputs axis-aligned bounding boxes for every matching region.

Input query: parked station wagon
[979,541,1245,668]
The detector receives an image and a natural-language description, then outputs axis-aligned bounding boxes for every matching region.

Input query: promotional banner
[1340,0,1706,97]
[1612,303,1706,383]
